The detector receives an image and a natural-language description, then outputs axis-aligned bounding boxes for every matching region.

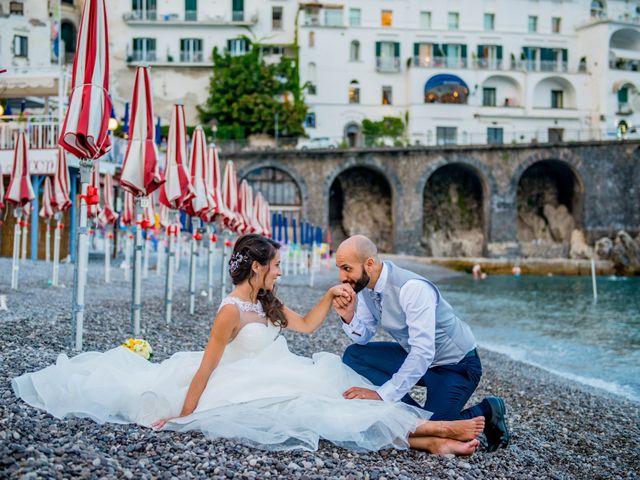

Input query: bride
[13,234,483,454]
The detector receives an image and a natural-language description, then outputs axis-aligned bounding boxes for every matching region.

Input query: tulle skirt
[12,334,431,451]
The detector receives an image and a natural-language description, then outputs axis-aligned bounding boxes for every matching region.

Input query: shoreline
[1,258,638,479]
[383,254,617,277]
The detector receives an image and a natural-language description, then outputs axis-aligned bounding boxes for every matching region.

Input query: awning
[0,71,61,97]
[612,79,638,93]
[610,48,640,61]
[425,74,469,93]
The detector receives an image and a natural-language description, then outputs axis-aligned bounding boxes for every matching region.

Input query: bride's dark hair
[229,234,287,328]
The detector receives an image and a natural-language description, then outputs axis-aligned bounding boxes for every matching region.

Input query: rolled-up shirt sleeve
[341,293,378,345]
[377,281,437,402]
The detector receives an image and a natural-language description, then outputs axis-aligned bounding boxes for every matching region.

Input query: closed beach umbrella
[121,190,135,227]
[51,147,71,212]
[98,173,117,226]
[39,177,55,220]
[158,104,194,210]
[184,126,211,218]
[58,0,112,351]
[120,66,164,198]
[221,160,241,231]
[87,162,101,219]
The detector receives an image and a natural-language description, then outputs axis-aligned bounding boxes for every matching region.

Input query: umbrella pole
[52,212,62,286]
[131,197,145,336]
[165,223,176,324]
[21,221,28,262]
[293,245,299,276]
[71,161,91,351]
[310,242,316,288]
[45,219,51,263]
[123,231,131,281]
[143,229,150,279]
[207,224,215,303]
[156,236,164,276]
[11,208,22,289]
[104,227,111,283]
[188,218,200,315]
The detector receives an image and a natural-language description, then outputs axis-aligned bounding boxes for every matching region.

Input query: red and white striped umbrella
[0,166,5,212]
[159,203,171,228]
[254,192,272,238]
[51,146,72,212]
[121,190,135,227]
[87,162,101,218]
[98,172,117,225]
[158,105,194,210]
[184,126,213,218]
[5,131,35,207]
[58,0,112,160]
[239,180,259,235]
[39,177,55,220]
[221,160,242,231]
[203,145,226,223]
[120,66,164,197]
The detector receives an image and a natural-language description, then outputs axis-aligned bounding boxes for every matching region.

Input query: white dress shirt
[342,263,438,402]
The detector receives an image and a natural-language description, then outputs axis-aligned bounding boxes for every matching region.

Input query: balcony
[128,51,157,63]
[376,57,401,73]
[412,56,468,69]
[179,51,204,63]
[474,59,503,70]
[0,116,60,151]
[610,58,640,72]
[232,10,244,22]
[123,10,158,21]
[184,10,197,21]
[524,60,568,73]
[123,10,257,25]
[618,102,633,115]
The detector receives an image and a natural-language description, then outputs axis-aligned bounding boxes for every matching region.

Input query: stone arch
[237,161,309,219]
[419,158,495,256]
[512,157,585,257]
[325,158,401,252]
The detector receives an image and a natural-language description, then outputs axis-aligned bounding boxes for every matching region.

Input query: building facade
[298,0,640,146]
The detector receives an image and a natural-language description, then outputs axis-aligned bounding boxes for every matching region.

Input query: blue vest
[361,261,477,366]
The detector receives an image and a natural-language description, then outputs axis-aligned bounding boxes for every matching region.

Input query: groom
[333,235,509,452]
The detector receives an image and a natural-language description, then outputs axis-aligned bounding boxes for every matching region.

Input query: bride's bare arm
[284,284,355,334]
[151,305,239,428]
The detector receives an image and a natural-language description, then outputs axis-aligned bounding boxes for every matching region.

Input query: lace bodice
[218,296,273,344]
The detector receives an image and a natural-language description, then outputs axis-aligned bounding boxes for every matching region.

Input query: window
[227,38,248,56]
[448,12,459,30]
[349,80,360,104]
[132,0,157,20]
[382,86,392,105]
[420,11,432,29]
[307,62,317,94]
[131,37,156,61]
[349,8,361,26]
[484,13,495,31]
[528,15,538,32]
[232,0,244,21]
[325,9,343,27]
[483,87,497,106]
[350,40,360,61]
[443,43,466,68]
[9,1,24,15]
[13,35,28,57]
[415,43,433,67]
[180,38,203,62]
[551,17,561,33]
[376,41,400,72]
[304,112,316,128]
[591,0,605,18]
[477,44,503,69]
[62,0,74,4]
[381,10,393,27]
[308,31,315,48]
[272,6,283,29]
[436,127,457,145]
[185,0,197,21]
[487,127,503,145]
[551,90,564,108]
[548,128,563,143]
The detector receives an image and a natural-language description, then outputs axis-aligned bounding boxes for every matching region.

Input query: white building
[299,0,640,146]
[108,0,298,124]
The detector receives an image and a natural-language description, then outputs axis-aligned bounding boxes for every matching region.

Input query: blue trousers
[343,342,488,421]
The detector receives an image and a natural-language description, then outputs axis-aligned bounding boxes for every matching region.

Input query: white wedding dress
[12,296,430,451]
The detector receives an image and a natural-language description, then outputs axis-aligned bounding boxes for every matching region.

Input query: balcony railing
[0,116,60,150]
[618,102,633,115]
[376,57,401,73]
[179,51,204,62]
[129,51,157,63]
[474,58,503,70]
[124,10,158,21]
[185,10,197,21]
[411,56,468,69]
[524,60,568,72]
[610,58,640,71]
[232,10,244,22]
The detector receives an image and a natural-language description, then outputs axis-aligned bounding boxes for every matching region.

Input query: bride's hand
[329,284,355,305]
[151,416,179,430]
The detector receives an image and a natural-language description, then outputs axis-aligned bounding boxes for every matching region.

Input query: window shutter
[541,48,553,61]
[618,88,628,103]
[441,44,448,56]
[414,43,420,57]
[477,45,484,59]
[562,49,568,62]
[461,45,467,58]
[434,44,443,57]
[497,46,503,60]
[375,41,381,57]
[394,42,400,57]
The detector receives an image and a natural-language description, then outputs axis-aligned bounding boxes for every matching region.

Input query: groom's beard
[348,268,370,293]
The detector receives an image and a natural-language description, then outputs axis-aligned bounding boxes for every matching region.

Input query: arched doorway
[344,122,362,148]
[516,160,583,257]
[328,167,393,252]
[242,166,303,234]
[422,163,486,257]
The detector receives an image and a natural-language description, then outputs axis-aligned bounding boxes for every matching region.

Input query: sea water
[440,274,640,402]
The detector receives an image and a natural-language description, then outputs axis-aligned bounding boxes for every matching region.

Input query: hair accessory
[229,252,246,273]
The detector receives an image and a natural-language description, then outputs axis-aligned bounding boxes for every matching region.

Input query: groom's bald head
[336,235,379,263]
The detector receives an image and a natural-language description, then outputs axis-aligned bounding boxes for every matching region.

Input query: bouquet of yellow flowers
[121,338,153,360]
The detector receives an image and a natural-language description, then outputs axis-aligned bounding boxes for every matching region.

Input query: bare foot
[409,437,480,456]
[414,416,485,441]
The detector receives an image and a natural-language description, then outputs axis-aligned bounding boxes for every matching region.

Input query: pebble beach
[1,256,639,479]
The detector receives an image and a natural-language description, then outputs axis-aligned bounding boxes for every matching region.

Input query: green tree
[362,117,405,146]
[197,41,307,139]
